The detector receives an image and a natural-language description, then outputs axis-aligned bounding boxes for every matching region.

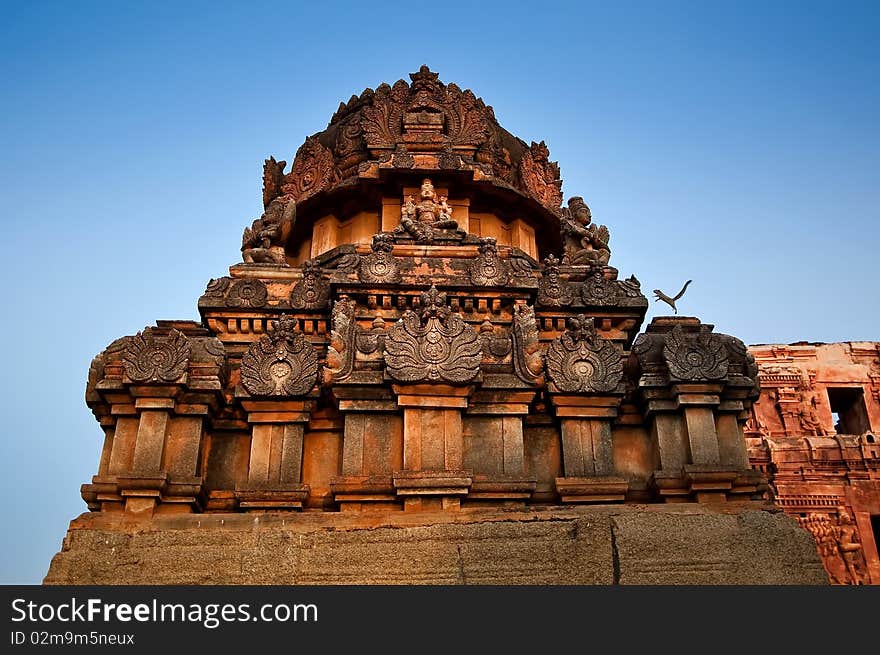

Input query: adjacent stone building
[747,342,880,584]
[45,67,825,585]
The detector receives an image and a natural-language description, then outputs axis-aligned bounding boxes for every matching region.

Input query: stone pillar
[392,384,473,511]
[552,395,628,502]
[633,317,762,503]
[329,386,402,511]
[233,314,320,511]
[381,286,482,511]
[544,315,628,503]
[80,327,225,515]
[115,393,172,514]
[235,400,313,510]
[465,389,537,504]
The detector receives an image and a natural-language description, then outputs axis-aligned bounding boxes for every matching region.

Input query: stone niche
[47,66,824,585]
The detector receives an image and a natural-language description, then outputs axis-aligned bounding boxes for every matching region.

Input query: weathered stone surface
[45,505,824,585]
[612,508,827,585]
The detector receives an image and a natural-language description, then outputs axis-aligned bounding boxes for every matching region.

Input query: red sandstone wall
[746,342,880,584]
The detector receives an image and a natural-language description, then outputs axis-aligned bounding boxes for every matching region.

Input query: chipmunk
[652,280,692,314]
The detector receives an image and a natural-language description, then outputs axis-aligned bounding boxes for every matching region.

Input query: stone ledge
[44,505,827,585]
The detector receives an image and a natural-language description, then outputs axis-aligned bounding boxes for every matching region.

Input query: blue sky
[1,1,877,583]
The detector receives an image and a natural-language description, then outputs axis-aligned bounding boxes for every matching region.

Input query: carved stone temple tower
[46,67,825,584]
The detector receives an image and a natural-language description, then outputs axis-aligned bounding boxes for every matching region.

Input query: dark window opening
[827,387,871,434]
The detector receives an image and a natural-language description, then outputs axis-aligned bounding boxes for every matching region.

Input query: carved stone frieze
[123,328,190,384]
[332,116,366,176]
[281,136,340,203]
[241,315,318,396]
[469,237,510,286]
[546,315,623,393]
[581,270,621,306]
[362,80,409,150]
[798,510,870,585]
[512,304,544,385]
[391,144,414,169]
[384,285,481,384]
[537,254,572,306]
[290,260,329,310]
[663,324,729,382]
[226,279,268,308]
[438,148,463,169]
[263,67,570,214]
[363,66,491,154]
[519,141,562,211]
[203,277,231,299]
[358,233,401,283]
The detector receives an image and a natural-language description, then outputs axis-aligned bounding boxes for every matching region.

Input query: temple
[46,67,829,584]
[747,342,880,584]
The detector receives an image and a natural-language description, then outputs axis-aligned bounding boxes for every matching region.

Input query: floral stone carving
[469,237,510,286]
[358,233,401,283]
[226,279,268,308]
[241,315,318,396]
[546,315,623,393]
[384,285,481,384]
[537,255,572,306]
[581,269,621,306]
[663,324,729,382]
[519,141,562,211]
[281,136,340,203]
[290,259,329,310]
[123,328,191,384]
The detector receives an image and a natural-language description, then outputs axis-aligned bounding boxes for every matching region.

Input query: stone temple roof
[261,66,564,217]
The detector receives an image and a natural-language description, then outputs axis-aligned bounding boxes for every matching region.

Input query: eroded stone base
[45,504,827,585]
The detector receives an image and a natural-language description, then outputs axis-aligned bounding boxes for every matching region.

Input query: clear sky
[1,1,877,583]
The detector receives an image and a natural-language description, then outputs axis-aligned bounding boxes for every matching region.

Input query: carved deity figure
[744,409,770,437]
[241,196,295,265]
[397,178,459,242]
[438,195,453,222]
[836,509,867,585]
[560,196,610,267]
[800,510,869,584]
[799,398,827,436]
